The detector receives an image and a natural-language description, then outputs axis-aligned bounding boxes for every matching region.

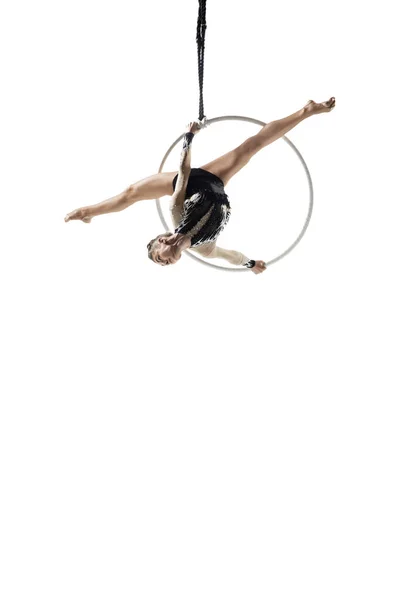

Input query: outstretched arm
[196,244,267,274]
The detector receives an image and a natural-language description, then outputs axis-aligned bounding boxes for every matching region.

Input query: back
[171,168,231,248]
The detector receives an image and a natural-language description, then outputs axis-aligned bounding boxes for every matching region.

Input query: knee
[118,184,137,208]
[125,184,138,202]
[126,184,136,196]
[238,137,259,159]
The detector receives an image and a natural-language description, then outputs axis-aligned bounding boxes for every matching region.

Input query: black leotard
[172,168,231,248]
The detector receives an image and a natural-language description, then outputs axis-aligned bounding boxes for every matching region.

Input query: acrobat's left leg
[64,171,179,223]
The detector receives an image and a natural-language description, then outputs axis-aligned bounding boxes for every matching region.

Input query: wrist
[81,207,91,218]
[239,253,255,268]
[183,132,194,149]
[243,259,256,269]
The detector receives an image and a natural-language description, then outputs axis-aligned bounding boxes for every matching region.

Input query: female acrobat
[65,97,336,274]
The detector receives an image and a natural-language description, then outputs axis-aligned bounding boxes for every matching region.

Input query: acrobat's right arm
[172,122,201,210]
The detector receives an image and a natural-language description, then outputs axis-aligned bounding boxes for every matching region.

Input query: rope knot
[196,117,208,130]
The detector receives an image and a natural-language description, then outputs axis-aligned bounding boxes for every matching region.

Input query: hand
[186,121,201,135]
[251,260,267,275]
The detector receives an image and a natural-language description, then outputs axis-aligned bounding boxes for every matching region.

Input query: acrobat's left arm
[195,244,267,274]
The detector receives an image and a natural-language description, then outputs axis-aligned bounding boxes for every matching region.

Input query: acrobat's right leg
[200,97,335,188]
[64,171,179,223]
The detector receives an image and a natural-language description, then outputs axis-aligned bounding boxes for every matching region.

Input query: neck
[173,233,192,250]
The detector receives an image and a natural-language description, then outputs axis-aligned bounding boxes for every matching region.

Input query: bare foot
[64,209,92,223]
[305,97,336,115]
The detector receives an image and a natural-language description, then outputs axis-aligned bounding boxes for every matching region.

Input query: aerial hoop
[155,115,314,272]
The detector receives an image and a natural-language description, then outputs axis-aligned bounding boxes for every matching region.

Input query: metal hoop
[155,115,314,272]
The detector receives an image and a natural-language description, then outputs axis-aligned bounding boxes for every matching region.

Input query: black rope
[196,0,207,121]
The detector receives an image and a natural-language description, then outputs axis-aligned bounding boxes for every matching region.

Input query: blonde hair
[147,232,173,262]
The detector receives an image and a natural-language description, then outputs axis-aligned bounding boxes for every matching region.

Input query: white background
[1,0,399,598]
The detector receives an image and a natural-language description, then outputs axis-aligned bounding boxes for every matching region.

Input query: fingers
[186,121,201,134]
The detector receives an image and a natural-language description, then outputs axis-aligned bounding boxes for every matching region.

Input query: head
[147,232,184,267]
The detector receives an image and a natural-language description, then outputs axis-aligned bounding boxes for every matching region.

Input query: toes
[321,97,335,111]
[64,209,85,221]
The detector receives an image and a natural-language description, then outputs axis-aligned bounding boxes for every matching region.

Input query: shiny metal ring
[155,115,314,272]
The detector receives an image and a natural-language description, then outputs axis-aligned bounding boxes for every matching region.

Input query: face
[152,236,182,266]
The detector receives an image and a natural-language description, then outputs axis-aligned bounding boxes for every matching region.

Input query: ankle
[81,207,92,219]
[303,104,314,117]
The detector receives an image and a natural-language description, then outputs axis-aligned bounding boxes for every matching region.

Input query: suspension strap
[196,0,207,122]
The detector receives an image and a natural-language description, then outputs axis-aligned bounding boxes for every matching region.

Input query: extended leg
[200,97,335,187]
[64,171,178,222]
